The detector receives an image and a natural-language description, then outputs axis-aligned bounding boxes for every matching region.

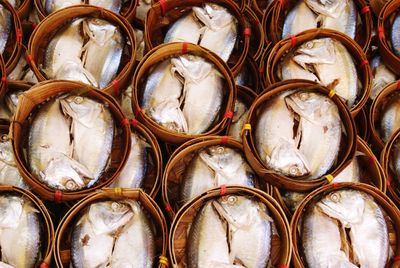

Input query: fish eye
[65,179,78,190]
[111,202,123,211]
[216,146,224,154]
[227,196,237,205]
[0,134,8,141]
[74,96,84,104]
[289,166,300,176]
[299,92,309,101]
[305,42,313,49]
[330,192,340,203]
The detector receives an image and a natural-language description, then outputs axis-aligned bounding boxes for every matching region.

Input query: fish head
[203,4,236,29]
[232,99,248,123]
[171,56,212,82]
[60,95,101,126]
[317,190,365,225]
[151,100,188,133]
[213,195,255,228]
[305,0,344,18]
[293,38,336,67]
[0,196,23,228]
[199,146,242,173]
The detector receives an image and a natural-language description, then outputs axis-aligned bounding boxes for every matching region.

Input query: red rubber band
[277,0,285,6]
[360,6,370,14]
[182,42,188,54]
[243,28,251,38]
[220,185,227,196]
[359,59,368,69]
[378,26,385,40]
[121,118,129,126]
[54,191,62,203]
[397,80,400,90]
[40,263,50,268]
[220,136,229,144]
[130,119,139,128]
[369,155,377,164]
[165,203,172,212]
[160,0,167,16]
[290,35,297,49]
[26,54,34,64]
[332,183,339,188]
[31,23,37,30]
[111,79,120,96]
[387,178,391,187]
[394,256,400,261]
[16,29,22,43]
[1,76,7,84]
[224,111,234,119]
[134,106,142,117]
[258,67,264,74]
[277,264,289,268]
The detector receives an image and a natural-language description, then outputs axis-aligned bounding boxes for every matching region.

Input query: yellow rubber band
[241,123,252,136]
[114,187,122,196]
[328,90,336,98]
[325,174,334,183]
[159,256,169,266]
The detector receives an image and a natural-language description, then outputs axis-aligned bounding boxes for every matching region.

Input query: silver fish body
[135,0,151,21]
[321,0,357,38]
[120,85,134,118]
[44,0,83,14]
[370,56,397,100]
[282,1,317,38]
[332,157,360,183]
[134,28,145,61]
[88,0,122,13]
[305,0,347,18]
[4,90,22,119]
[391,14,400,57]
[164,13,202,44]
[54,61,98,87]
[391,143,400,186]
[280,57,320,82]
[380,94,400,143]
[0,5,11,54]
[228,99,248,141]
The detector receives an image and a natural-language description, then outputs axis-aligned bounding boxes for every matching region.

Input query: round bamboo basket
[27,5,136,97]
[0,53,7,99]
[370,0,390,16]
[257,41,273,91]
[144,0,250,75]
[378,0,400,76]
[0,81,31,122]
[269,0,372,51]
[169,186,292,267]
[13,0,32,20]
[0,185,54,267]
[244,6,265,61]
[251,0,274,21]
[242,79,357,192]
[355,106,369,141]
[162,135,265,220]
[33,0,137,21]
[235,55,261,93]
[132,42,236,144]
[291,182,400,267]
[10,80,131,201]
[265,29,372,116]
[54,188,169,268]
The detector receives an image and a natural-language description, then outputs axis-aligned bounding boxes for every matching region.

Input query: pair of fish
[180,146,255,204]
[164,3,237,62]
[44,18,123,90]
[71,200,155,268]
[302,190,389,268]
[188,195,271,267]
[44,0,124,14]
[0,195,42,268]
[142,55,223,134]
[281,37,358,108]
[28,95,114,191]
[282,0,357,39]
[255,90,342,180]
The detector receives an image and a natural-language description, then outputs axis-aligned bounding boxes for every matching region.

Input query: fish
[4,90,23,119]
[0,195,42,268]
[380,94,400,143]
[29,98,93,191]
[60,95,114,185]
[305,0,348,18]
[391,14,400,57]
[194,4,237,62]
[213,195,271,267]
[0,262,13,268]
[255,91,310,177]
[282,1,317,38]
[71,200,134,268]
[370,56,397,100]
[151,99,188,133]
[282,191,307,212]
[391,142,400,186]
[0,134,29,189]
[164,12,203,44]
[110,132,150,189]
[235,67,251,87]
[280,57,320,82]
[134,28,145,61]
[82,19,124,89]
[321,0,357,39]
[0,5,11,54]
[135,0,152,21]
[285,91,342,179]
[228,99,248,141]
[198,146,255,188]
[302,205,357,268]
[120,85,134,118]
[54,61,98,87]
[109,201,155,267]
[331,157,360,183]
[5,0,20,8]
[88,0,122,13]
[171,55,223,134]
[44,0,83,14]
[8,55,30,81]
[292,38,358,108]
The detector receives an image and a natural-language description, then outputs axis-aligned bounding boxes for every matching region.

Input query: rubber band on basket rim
[325,174,334,183]
[359,59,369,69]
[1,76,7,85]
[130,119,139,128]
[258,67,264,74]
[393,255,400,261]
[134,106,142,117]
[54,190,63,203]
[328,90,336,98]
[277,0,286,7]
[360,6,370,14]
[243,28,251,38]
[397,80,400,90]
[378,26,385,40]
[241,123,251,136]
[16,29,22,43]
[160,0,167,16]
[220,136,229,144]
[219,184,227,196]
[31,23,37,30]
[369,155,377,165]
[387,177,391,187]
[290,35,297,49]
[159,256,169,266]
[111,79,120,96]
[40,262,49,268]
[277,265,289,268]
[26,54,34,64]
[113,187,122,197]
[182,42,188,54]
[165,203,172,212]
[121,118,129,126]
[224,111,234,119]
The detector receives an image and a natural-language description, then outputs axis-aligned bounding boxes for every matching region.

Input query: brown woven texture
[54,188,168,268]
[33,0,137,21]
[0,185,55,266]
[0,53,7,99]
[144,0,250,75]
[269,0,372,51]
[132,42,236,144]
[161,135,267,220]
[291,182,400,268]
[244,7,265,61]
[370,0,391,16]
[10,80,131,201]
[265,29,372,116]
[242,79,357,192]
[236,56,262,93]
[27,5,136,97]
[378,0,400,76]
[13,0,32,20]
[252,0,275,21]
[355,106,369,141]
[369,81,400,151]
[257,41,273,90]
[169,186,292,267]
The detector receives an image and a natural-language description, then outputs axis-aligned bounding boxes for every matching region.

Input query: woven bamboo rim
[370,0,390,16]
[54,188,168,268]
[251,0,274,21]
[33,0,137,21]
[13,0,32,20]
[369,81,400,151]
[27,5,136,97]
[244,6,265,61]
[291,182,400,267]
[169,185,292,267]
[242,79,357,192]
[236,55,261,93]
[355,106,369,141]
[378,0,400,75]
[0,185,55,267]
[10,80,131,201]
[257,41,273,91]
[132,42,236,144]
[260,0,277,43]
[144,0,250,75]
[162,135,266,220]
[266,29,372,116]
[0,53,7,99]
[274,136,388,219]
[0,0,22,75]
[381,127,400,207]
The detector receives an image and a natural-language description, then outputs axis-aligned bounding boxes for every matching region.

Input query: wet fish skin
[0,261,13,268]
[380,94,400,143]
[134,28,145,61]
[305,0,346,18]
[391,14,400,57]
[332,157,360,183]
[228,99,248,141]
[54,61,98,87]
[120,85,134,118]
[164,13,202,44]
[322,0,357,39]
[88,0,122,13]
[280,57,320,82]
[370,56,397,100]
[44,0,83,14]
[392,143,400,186]
[135,0,152,21]
[4,90,22,119]
[0,6,11,54]
[282,1,317,38]
[151,99,188,133]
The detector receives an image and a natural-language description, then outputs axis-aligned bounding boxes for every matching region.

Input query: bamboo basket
[13,0,32,20]
[378,0,400,75]
[54,188,169,268]
[161,136,266,220]
[251,0,274,21]
[10,80,131,201]
[274,136,388,219]
[269,0,372,51]
[0,53,7,99]
[370,0,391,16]
[27,5,136,97]
[0,81,31,122]
[244,6,265,61]
[0,185,54,267]
[291,182,400,267]
[258,41,273,91]
[235,55,261,93]
[265,29,372,116]
[144,0,250,75]
[33,0,137,21]
[242,79,357,192]
[132,42,236,144]
[169,186,292,267]
[355,106,369,141]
